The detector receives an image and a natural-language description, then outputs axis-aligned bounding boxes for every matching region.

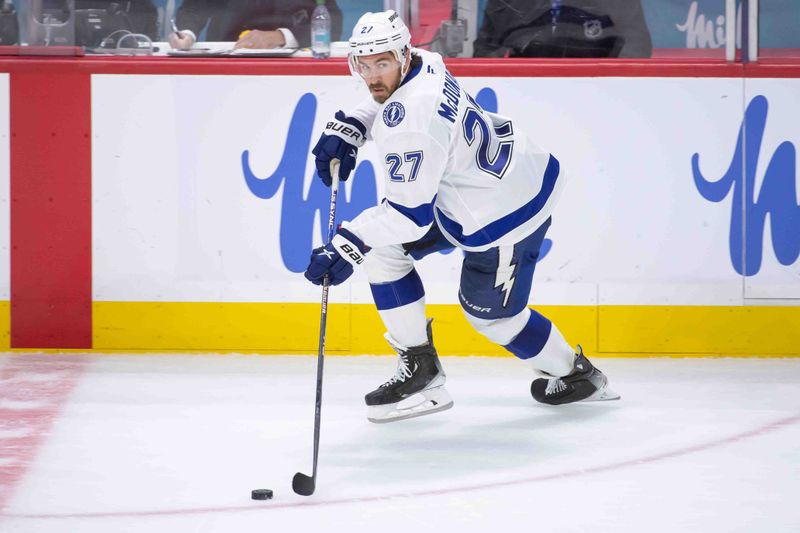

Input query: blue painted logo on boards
[693,95,799,276]
[242,93,377,273]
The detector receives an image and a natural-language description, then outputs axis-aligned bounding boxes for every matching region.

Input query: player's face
[354,52,404,103]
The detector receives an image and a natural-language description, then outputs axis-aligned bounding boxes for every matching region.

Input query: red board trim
[0,55,798,78]
[10,72,92,348]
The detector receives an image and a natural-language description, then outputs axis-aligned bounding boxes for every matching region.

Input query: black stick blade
[292,472,315,496]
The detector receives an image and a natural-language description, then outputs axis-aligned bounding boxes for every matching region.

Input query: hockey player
[304,10,619,423]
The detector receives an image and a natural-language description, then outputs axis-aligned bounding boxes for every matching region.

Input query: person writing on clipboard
[168,0,343,50]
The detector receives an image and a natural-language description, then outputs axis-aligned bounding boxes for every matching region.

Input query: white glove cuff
[324,117,367,148]
[332,233,366,266]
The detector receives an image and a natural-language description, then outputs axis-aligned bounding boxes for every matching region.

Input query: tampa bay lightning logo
[383,102,405,127]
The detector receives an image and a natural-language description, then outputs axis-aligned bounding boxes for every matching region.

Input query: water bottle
[311,0,330,59]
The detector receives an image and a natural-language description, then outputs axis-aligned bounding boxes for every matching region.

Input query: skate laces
[381,332,414,387]
[545,378,567,395]
[381,354,413,387]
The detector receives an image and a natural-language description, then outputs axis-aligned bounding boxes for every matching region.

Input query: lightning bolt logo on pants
[494,246,517,307]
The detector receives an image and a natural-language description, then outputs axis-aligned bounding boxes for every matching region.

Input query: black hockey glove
[304,227,370,286]
[312,110,367,186]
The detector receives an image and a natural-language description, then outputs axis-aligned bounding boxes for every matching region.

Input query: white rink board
[91,74,800,305]
[0,74,9,301]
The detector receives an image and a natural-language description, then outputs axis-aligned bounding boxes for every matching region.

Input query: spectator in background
[168,0,343,49]
[474,0,652,58]
[6,0,159,46]
[77,0,159,41]
[0,0,17,45]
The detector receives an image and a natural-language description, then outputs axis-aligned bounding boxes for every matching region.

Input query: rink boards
[0,74,6,349]
[0,67,799,355]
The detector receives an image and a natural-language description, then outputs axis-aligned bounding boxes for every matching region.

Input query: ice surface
[0,353,798,533]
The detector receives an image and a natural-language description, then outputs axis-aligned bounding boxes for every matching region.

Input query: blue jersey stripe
[436,155,560,248]
[387,195,437,227]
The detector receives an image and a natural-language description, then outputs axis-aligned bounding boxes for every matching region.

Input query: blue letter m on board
[241,93,377,272]
[692,95,799,276]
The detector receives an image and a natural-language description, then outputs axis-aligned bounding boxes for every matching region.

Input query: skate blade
[584,386,621,402]
[368,387,454,424]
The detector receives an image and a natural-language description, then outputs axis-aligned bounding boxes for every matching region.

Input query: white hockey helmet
[348,10,412,77]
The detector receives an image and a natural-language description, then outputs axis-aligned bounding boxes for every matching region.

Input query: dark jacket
[176,0,343,46]
[77,0,159,40]
[5,1,159,45]
[474,0,652,58]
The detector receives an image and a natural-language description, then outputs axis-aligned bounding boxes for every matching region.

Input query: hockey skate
[531,345,620,405]
[365,320,454,423]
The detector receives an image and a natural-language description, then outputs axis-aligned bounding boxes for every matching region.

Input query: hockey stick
[292,160,340,497]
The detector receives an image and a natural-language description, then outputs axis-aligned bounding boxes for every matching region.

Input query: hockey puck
[251,489,273,500]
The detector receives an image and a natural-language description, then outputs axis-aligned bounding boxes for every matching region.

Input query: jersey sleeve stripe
[435,155,560,248]
[386,195,437,227]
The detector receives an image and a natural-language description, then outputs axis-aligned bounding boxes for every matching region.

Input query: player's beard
[369,82,391,103]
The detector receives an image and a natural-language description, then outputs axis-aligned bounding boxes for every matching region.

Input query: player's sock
[371,269,428,347]
[503,309,575,376]
[365,319,453,423]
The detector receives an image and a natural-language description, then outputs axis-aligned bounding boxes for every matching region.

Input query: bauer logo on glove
[304,227,370,286]
[325,120,366,145]
[312,110,367,187]
[339,243,365,265]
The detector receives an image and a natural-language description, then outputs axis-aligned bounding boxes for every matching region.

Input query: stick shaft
[310,161,340,481]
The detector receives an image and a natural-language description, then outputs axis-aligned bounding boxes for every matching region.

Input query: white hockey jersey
[342,49,564,252]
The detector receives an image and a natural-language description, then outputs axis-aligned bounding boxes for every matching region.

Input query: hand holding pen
[168,18,195,49]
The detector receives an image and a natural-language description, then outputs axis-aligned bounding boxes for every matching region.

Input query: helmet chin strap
[396,46,411,80]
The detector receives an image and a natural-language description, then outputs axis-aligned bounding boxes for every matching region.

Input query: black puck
[251,489,273,500]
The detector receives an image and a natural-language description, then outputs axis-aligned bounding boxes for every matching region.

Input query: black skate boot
[531,345,620,405]
[365,319,454,423]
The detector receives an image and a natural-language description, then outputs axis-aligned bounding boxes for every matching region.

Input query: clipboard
[226,48,298,57]
[166,48,298,58]
[166,48,228,57]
